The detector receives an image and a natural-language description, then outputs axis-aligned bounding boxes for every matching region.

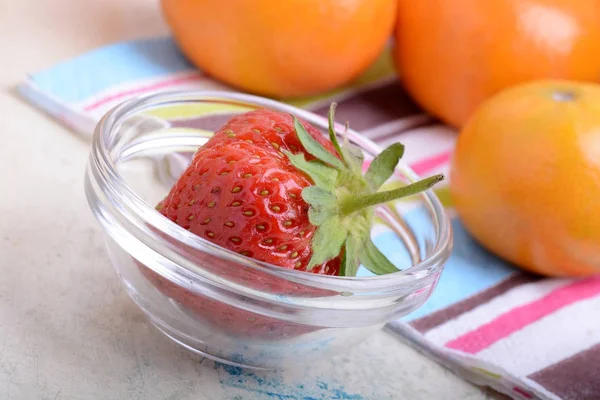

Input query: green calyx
[286,103,444,277]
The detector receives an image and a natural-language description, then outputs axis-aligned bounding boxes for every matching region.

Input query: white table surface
[0,1,497,399]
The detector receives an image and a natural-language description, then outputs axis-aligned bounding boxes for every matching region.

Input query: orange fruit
[450,80,600,277]
[394,0,600,128]
[161,0,397,98]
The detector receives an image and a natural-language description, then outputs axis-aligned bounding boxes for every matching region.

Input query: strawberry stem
[287,103,445,276]
[338,174,444,217]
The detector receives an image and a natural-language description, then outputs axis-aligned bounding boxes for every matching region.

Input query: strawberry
[155,108,343,275]
[140,104,443,340]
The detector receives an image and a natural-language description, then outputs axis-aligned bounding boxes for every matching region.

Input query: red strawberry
[140,104,443,340]
[156,108,342,274]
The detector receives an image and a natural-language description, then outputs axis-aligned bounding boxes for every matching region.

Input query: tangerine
[394,0,600,128]
[450,80,600,277]
[162,0,397,98]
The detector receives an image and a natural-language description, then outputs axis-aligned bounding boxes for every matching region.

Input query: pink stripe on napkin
[83,72,204,111]
[445,276,600,354]
[410,150,451,175]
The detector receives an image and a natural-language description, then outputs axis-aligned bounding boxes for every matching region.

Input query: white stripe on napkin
[380,124,457,166]
[477,294,600,377]
[424,279,570,346]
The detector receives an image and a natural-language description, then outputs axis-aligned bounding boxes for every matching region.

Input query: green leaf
[284,150,338,190]
[292,116,345,170]
[327,103,346,163]
[335,124,364,173]
[365,143,405,191]
[359,236,399,275]
[308,208,336,226]
[339,247,347,276]
[302,185,337,206]
[342,141,364,173]
[301,186,338,226]
[307,216,348,270]
[342,235,360,277]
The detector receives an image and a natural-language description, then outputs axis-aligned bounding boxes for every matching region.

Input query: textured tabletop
[0,1,493,399]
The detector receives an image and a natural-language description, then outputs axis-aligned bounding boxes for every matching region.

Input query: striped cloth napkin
[19,36,600,400]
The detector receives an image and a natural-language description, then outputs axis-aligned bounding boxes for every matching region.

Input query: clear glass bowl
[84,91,453,370]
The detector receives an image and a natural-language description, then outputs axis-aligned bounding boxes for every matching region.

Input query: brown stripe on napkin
[310,82,425,132]
[529,343,600,400]
[171,82,428,136]
[410,273,539,333]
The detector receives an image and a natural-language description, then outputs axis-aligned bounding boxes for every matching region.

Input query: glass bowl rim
[87,90,453,293]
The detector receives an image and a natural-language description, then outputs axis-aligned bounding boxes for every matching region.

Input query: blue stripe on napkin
[370,210,518,321]
[29,36,193,103]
